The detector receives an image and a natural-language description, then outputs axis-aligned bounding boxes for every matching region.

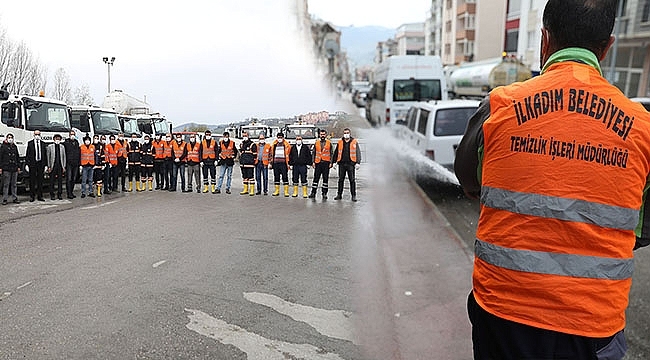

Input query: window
[417,109,430,135]
[373,81,386,101]
[406,107,418,131]
[393,79,442,101]
[434,107,477,136]
[641,0,649,22]
[505,29,518,53]
[71,111,91,133]
[1,103,17,127]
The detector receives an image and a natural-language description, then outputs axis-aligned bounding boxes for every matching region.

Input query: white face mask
[165,137,171,141]
[243,136,249,141]
[94,139,99,144]
[205,135,212,140]
[101,139,107,144]
[343,133,350,139]
[259,139,265,144]
[84,140,91,145]
[190,137,196,142]
[296,140,302,145]
[70,135,76,140]
[34,135,41,140]
[224,138,229,142]
[110,140,116,144]
[7,138,13,144]
[54,140,60,145]
[118,136,124,141]
[156,136,161,140]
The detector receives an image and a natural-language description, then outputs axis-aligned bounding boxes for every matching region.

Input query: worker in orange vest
[162,133,174,190]
[309,129,333,199]
[270,132,291,197]
[332,128,361,202]
[140,135,154,191]
[254,133,271,195]
[114,132,128,192]
[152,134,166,190]
[127,133,142,192]
[79,134,95,198]
[104,135,119,194]
[454,1,650,358]
[200,130,218,193]
[185,134,201,193]
[170,133,187,192]
[215,131,238,194]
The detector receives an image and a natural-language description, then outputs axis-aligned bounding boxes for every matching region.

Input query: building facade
[396,23,426,55]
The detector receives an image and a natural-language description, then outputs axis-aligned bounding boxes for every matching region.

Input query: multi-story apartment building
[396,23,426,55]
[425,0,444,56]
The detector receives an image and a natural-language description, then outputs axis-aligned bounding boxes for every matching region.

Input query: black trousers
[113,160,126,190]
[272,162,288,184]
[49,166,63,196]
[337,163,356,196]
[154,160,164,187]
[467,291,626,360]
[311,162,330,195]
[163,160,173,189]
[29,160,45,199]
[65,162,79,196]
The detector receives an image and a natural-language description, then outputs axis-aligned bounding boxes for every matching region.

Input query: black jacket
[64,138,81,166]
[289,143,312,166]
[26,138,48,166]
[0,141,19,172]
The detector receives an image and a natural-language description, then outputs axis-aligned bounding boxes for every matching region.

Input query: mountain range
[339,25,396,68]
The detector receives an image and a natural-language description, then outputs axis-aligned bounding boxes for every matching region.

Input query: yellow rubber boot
[249,183,255,196]
[284,184,290,197]
[148,180,153,191]
[292,185,298,197]
[272,185,280,196]
[203,184,209,193]
[97,184,102,197]
[139,181,146,191]
[302,185,308,198]
[240,183,248,195]
[127,181,133,192]
[211,184,217,194]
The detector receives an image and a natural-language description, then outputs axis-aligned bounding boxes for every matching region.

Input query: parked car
[397,100,480,169]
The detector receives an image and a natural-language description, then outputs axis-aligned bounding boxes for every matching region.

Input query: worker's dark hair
[543,0,617,57]
[223,131,230,137]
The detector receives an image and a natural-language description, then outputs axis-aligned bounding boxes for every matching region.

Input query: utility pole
[102,57,116,93]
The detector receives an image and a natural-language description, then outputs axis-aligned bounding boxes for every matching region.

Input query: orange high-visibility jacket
[80,144,95,166]
[152,139,166,160]
[314,139,332,163]
[474,60,650,337]
[336,139,358,163]
[255,143,272,166]
[201,139,216,160]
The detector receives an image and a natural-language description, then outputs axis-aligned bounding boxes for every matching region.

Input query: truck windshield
[243,127,267,138]
[285,127,316,139]
[91,111,122,135]
[25,103,70,132]
[393,79,442,101]
[153,119,168,135]
[122,118,141,136]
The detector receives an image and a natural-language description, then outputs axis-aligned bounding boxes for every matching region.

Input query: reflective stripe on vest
[475,238,634,280]
[315,140,332,163]
[201,139,216,160]
[256,143,271,165]
[163,141,173,158]
[481,186,639,231]
[106,144,118,165]
[336,139,357,162]
[187,142,200,162]
[115,141,126,159]
[220,141,234,159]
[80,145,95,166]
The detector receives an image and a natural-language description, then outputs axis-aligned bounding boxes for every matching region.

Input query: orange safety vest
[201,139,216,160]
[105,143,118,165]
[186,141,200,163]
[80,144,95,166]
[255,143,272,166]
[474,61,650,337]
[314,139,332,163]
[219,140,235,159]
[336,138,358,163]
[172,140,186,161]
[152,139,166,160]
[115,140,126,159]
[163,141,173,159]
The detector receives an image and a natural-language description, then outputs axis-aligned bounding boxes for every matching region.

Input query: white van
[368,55,447,126]
[399,100,479,169]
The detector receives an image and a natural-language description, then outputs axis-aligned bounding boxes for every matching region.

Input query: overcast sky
[0,0,430,126]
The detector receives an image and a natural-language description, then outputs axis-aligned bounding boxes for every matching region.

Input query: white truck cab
[70,105,122,140]
[284,122,318,146]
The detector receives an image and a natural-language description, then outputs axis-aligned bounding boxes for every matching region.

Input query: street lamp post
[102,57,116,93]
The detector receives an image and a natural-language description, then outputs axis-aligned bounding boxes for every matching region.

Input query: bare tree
[51,68,72,103]
[73,84,94,105]
[0,22,47,96]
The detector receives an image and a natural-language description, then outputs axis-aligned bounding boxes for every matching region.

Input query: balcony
[457,2,476,15]
[456,29,475,41]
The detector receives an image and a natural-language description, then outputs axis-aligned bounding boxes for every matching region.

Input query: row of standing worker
[0,127,362,204]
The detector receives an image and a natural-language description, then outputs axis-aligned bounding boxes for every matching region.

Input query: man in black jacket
[64,131,81,199]
[26,130,48,201]
[0,133,21,204]
[289,135,312,198]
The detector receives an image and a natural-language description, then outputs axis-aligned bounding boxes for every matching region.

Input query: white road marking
[17,281,32,290]
[152,260,167,268]
[81,200,117,209]
[8,204,58,213]
[0,292,11,301]
[243,292,358,345]
[185,308,346,360]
